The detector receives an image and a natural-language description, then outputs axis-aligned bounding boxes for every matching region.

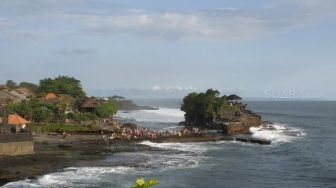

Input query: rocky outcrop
[223,114,261,135]
[199,113,262,136]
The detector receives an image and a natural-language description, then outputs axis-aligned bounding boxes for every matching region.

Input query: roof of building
[0,114,30,125]
[45,93,58,100]
[16,87,34,96]
[82,97,101,108]
[10,90,27,100]
[0,90,22,102]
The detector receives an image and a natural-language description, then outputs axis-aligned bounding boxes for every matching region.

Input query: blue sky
[0,0,335,99]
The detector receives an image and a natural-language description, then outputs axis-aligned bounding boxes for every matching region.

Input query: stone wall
[0,141,34,156]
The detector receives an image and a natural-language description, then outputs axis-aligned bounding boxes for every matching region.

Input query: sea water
[4,100,336,188]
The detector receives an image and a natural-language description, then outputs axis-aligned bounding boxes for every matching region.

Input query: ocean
[4,100,336,188]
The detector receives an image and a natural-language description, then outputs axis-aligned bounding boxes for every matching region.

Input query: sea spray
[250,123,306,143]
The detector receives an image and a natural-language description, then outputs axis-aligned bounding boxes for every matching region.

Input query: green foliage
[6,80,17,89]
[7,99,68,123]
[67,112,97,123]
[18,82,39,92]
[181,89,240,126]
[96,102,117,118]
[26,123,40,132]
[132,178,159,188]
[7,101,33,120]
[6,97,98,124]
[41,124,98,133]
[33,106,54,123]
[39,76,85,98]
[55,95,74,113]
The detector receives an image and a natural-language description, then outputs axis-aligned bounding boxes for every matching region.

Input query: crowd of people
[101,126,201,142]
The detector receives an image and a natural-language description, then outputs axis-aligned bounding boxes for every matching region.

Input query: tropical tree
[7,101,33,121]
[181,89,239,126]
[6,80,17,89]
[33,106,53,123]
[96,102,117,118]
[39,76,85,98]
[18,82,39,92]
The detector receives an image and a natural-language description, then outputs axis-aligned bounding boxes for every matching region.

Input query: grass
[41,124,99,133]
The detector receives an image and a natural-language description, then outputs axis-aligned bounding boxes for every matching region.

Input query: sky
[0,0,335,99]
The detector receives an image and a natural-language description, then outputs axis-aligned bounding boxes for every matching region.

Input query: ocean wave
[139,141,208,154]
[4,141,206,188]
[131,152,201,171]
[250,123,306,144]
[4,166,136,188]
[116,108,185,123]
[141,108,185,118]
[137,141,210,171]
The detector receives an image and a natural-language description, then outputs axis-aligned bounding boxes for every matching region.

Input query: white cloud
[1,0,336,41]
[152,86,197,91]
[63,11,267,40]
[58,1,336,41]
[152,86,161,91]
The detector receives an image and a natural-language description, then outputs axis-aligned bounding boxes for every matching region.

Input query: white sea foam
[250,123,305,144]
[142,108,184,118]
[140,141,207,153]
[3,166,136,188]
[116,108,184,123]
[4,142,205,188]
[137,141,212,171]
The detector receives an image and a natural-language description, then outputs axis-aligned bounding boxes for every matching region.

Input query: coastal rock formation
[181,89,263,136]
[222,114,262,135]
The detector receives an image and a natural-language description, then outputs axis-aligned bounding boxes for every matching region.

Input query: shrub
[131,178,159,188]
[41,124,99,133]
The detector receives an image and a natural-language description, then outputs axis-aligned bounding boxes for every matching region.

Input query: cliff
[181,89,263,136]
[222,114,262,135]
[112,99,158,110]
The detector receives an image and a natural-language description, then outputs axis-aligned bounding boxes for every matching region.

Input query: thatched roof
[0,91,22,102]
[10,90,27,100]
[82,97,101,108]
[16,87,34,97]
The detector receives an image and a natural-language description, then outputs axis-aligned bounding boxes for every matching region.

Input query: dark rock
[234,136,271,145]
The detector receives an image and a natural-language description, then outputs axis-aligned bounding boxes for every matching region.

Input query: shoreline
[0,133,220,186]
[0,131,271,186]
